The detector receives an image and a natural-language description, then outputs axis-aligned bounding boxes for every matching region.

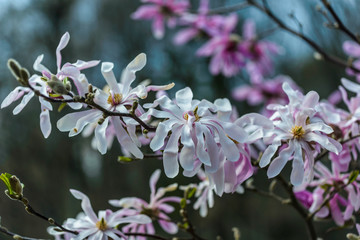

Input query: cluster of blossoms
[4,7,360,236]
[132,0,281,77]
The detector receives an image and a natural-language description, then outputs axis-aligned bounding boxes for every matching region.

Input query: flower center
[96,218,108,231]
[291,125,305,139]
[107,93,123,106]
[183,106,201,122]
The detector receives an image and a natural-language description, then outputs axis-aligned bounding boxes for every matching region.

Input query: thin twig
[207,2,249,15]
[276,175,318,240]
[247,0,360,73]
[320,0,360,43]
[0,225,49,240]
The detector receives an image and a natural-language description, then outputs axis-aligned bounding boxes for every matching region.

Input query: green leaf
[58,103,67,112]
[348,170,359,184]
[117,156,134,163]
[180,198,186,209]
[186,187,196,199]
[0,173,13,195]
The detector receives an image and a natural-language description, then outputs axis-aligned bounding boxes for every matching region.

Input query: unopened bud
[7,59,22,78]
[9,175,23,197]
[313,52,323,60]
[88,84,93,93]
[65,81,72,92]
[48,76,69,95]
[346,233,360,240]
[48,218,55,224]
[13,235,23,240]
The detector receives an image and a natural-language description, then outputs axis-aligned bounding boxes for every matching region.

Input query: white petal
[94,118,110,154]
[40,108,51,138]
[13,91,35,115]
[267,142,295,178]
[101,62,120,94]
[175,87,193,111]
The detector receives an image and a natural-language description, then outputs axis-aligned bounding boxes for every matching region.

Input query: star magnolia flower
[132,0,190,39]
[57,53,174,158]
[142,87,247,178]
[1,32,99,138]
[260,82,342,185]
[109,169,181,237]
[180,170,215,217]
[197,14,246,77]
[67,189,151,240]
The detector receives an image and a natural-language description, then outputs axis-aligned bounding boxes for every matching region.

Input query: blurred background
[0,0,359,239]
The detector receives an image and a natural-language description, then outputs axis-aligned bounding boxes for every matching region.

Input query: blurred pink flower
[132,0,190,39]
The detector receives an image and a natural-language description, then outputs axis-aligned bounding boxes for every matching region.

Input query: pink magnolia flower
[260,82,342,185]
[173,0,223,45]
[232,73,298,117]
[197,14,246,77]
[132,0,190,39]
[109,169,181,238]
[306,162,360,226]
[66,189,151,240]
[239,20,282,76]
[343,41,360,82]
[142,87,247,178]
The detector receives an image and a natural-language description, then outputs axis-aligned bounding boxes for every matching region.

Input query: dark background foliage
[0,0,359,239]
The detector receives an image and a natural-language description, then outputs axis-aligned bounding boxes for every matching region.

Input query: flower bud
[48,75,69,95]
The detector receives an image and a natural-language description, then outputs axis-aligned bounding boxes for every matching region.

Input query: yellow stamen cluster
[183,113,189,120]
[107,93,123,106]
[96,218,107,231]
[291,125,305,139]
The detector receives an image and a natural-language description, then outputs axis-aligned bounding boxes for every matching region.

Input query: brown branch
[207,2,250,15]
[0,225,49,240]
[247,0,360,73]
[320,0,360,43]
[276,175,318,240]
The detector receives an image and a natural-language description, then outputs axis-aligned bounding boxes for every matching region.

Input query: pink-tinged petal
[70,189,98,223]
[203,128,220,173]
[173,28,199,45]
[302,91,319,108]
[290,141,304,186]
[158,213,178,234]
[342,78,360,94]
[95,117,110,154]
[329,198,344,226]
[267,141,295,178]
[72,228,98,240]
[57,109,97,132]
[40,108,51,138]
[305,122,333,134]
[196,37,224,56]
[211,166,225,196]
[33,54,50,73]
[222,14,238,33]
[131,5,160,19]
[179,145,196,171]
[175,87,193,111]
[121,53,147,96]
[209,52,223,75]
[150,169,161,200]
[12,91,35,115]
[195,123,210,166]
[56,32,70,71]
[153,16,165,39]
[304,132,341,154]
[343,41,360,57]
[150,121,177,151]
[211,122,240,162]
[101,62,121,94]
[112,117,144,159]
[163,126,182,178]
[72,60,100,70]
[1,86,28,109]
[110,214,151,226]
[242,20,255,40]
[356,224,360,235]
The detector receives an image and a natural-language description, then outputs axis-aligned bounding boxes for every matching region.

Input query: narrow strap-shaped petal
[95,118,110,154]
[101,62,121,94]
[40,107,51,138]
[70,189,98,224]
[121,53,147,97]
[56,32,70,71]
